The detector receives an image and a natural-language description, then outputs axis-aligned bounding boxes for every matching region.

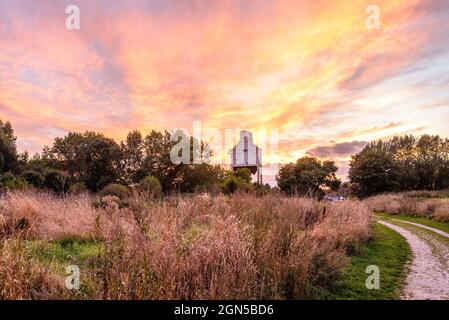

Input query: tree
[233,168,252,184]
[221,175,252,194]
[349,135,449,196]
[276,157,340,197]
[23,153,53,174]
[349,145,399,197]
[141,129,210,193]
[43,170,68,193]
[252,182,271,196]
[141,130,185,192]
[121,130,145,183]
[415,135,447,190]
[389,135,418,190]
[0,172,28,191]
[180,164,224,193]
[0,119,18,173]
[43,132,122,191]
[21,170,44,187]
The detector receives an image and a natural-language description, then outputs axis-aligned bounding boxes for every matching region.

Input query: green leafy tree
[233,168,252,183]
[141,129,210,193]
[388,135,418,190]
[21,170,44,187]
[121,130,145,183]
[44,132,122,191]
[0,119,18,173]
[43,170,68,193]
[221,175,252,194]
[349,145,399,197]
[0,172,28,191]
[141,130,184,192]
[276,157,341,197]
[180,164,224,193]
[23,153,53,174]
[415,135,447,190]
[349,135,449,196]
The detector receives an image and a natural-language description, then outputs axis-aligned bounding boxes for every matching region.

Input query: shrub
[221,176,252,194]
[21,170,44,188]
[0,173,29,191]
[139,176,162,196]
[69,182,87,194]
[252,182,271,196]
[43,170,67,193]
[100,183,130,200]
[233,168,252,183]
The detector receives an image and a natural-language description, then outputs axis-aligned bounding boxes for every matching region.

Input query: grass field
[325,223,411,300]
[0,191,372,300]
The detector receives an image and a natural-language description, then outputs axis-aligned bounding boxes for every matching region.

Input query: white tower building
[230,130,263,183]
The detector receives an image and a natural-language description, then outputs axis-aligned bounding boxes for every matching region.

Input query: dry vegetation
[365,193,449,222]
[0,191,371,300]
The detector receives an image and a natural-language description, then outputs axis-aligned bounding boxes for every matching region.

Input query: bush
[139,176,162,196]
[221,176,252,194]
[69,182,87,194]
[43,170,67,193]
[252,182,271,196]
[233,168,252,183]
[0,173,29,191]
[100,183,130,200]
[21,170,44,188]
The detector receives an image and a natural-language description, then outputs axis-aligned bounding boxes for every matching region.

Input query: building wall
[231,131,262,167]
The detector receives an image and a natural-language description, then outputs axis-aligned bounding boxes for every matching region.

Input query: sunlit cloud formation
[1,0,449,183]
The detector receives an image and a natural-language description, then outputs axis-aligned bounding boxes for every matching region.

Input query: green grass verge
[375,212,449,234]
[24,237,101,275]
[325,223,411,300]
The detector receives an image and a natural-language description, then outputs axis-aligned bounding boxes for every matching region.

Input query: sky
[1,0,449,185]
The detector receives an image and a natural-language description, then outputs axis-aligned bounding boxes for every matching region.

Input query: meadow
[0,191,371,300]
[365,191,449,222]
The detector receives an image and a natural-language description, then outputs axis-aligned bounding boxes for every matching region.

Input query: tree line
[2,118,448,198]
[348,135,449,197]
[274,134,449,198]
[0,119,270,195]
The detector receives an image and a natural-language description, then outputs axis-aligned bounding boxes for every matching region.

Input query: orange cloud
[1,0,448,181]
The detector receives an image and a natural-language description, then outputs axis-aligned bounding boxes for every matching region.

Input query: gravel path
[389,219,449,239]
[378,220,449,300]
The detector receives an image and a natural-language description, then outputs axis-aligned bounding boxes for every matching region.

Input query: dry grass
[0,191,371,300]
[0,239,64,299]
[364,193,449,222]
[0,191,99,240]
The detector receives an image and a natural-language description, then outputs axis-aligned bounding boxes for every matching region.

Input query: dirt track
[378,220,449,300]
